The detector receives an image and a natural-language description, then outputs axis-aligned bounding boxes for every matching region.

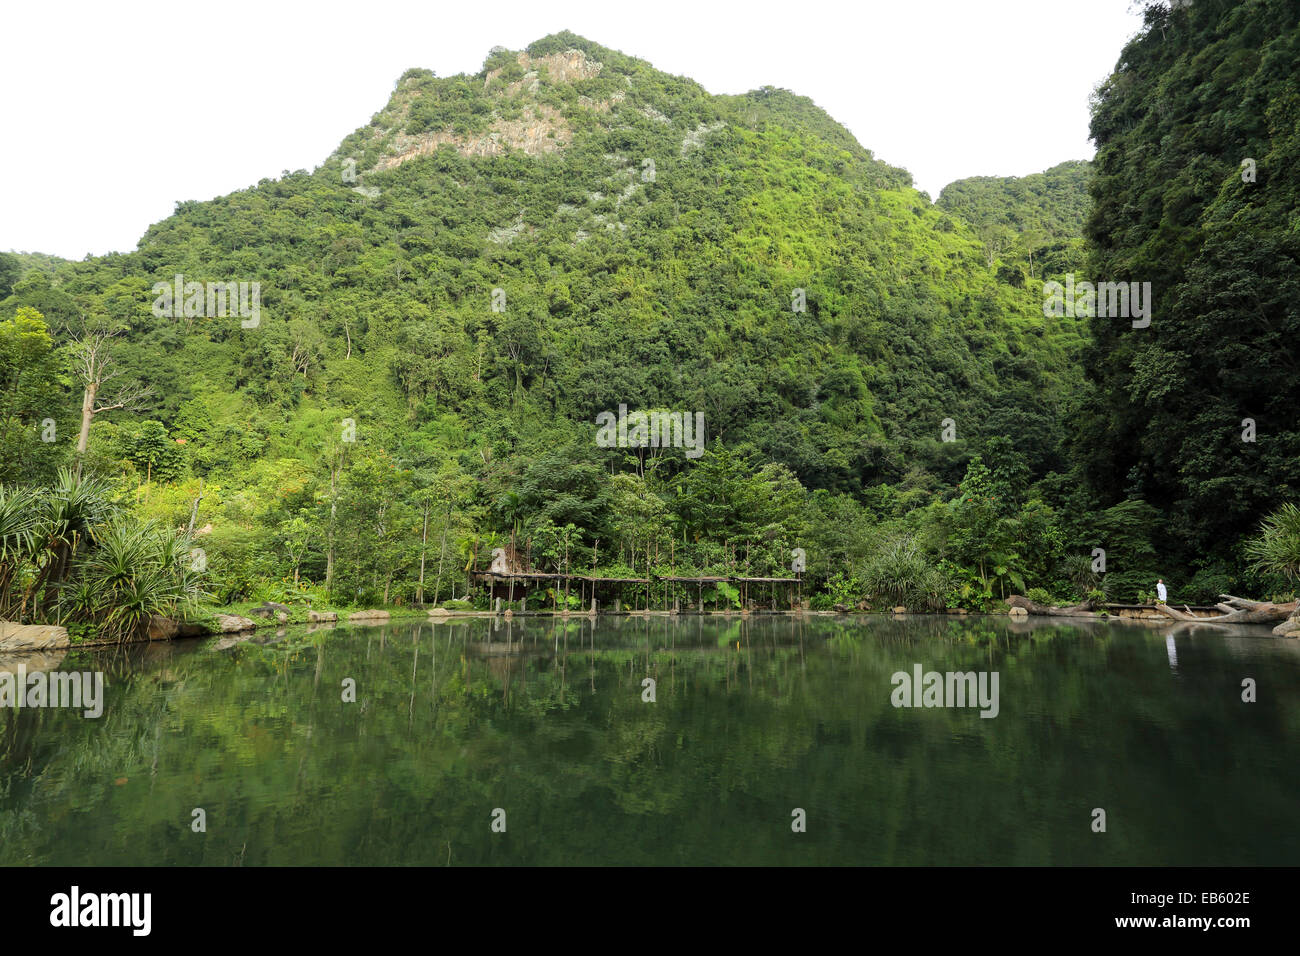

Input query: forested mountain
[938,160,1091,282]
[1075,0,1300,580]
[1,17,1295,633]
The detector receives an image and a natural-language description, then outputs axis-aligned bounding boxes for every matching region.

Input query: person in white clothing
[1156,579,1167,604]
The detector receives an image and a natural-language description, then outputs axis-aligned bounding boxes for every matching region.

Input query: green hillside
[1075,0,1300,582]
[4,22,1294,637]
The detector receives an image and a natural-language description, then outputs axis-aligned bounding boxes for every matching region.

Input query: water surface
[2,614,1296,865]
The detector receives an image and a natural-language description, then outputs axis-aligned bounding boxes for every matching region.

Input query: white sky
[0,0,1146,260]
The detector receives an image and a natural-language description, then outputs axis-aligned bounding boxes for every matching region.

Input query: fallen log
[1154,600,1297,626]
[1006,595,1103,618]
[1219,594,1267,609]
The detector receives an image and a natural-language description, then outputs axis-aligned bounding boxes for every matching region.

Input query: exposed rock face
[486,50,603,88]
[0,622,71,651]
[681,121,725,157]
[367,49,617,174]
[374,103,573,170]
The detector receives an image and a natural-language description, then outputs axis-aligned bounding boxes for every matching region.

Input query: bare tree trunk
[187,480,204,534]
[73,381,98,480]
[1155,597,1297,626]
[417,498,429,604]
[433,506,450,605]
[325,456,339,592]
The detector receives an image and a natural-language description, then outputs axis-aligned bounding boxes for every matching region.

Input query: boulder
[1008,607,1029,620]
[1273,615,1300,638]
[148,615,179,641]
[176,622,209,638]
[426,607,450,617]
[891,606,907,614]
[275,611,289,624]
[348,610,390,623]
[0,622,71,651]
[214,614,258,633]
[250,601,292,619]
[307,610,338,623]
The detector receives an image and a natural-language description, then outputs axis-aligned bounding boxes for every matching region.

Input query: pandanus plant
[26,468,111,618]
[1246,503,1300,588]
[2,470,204,638]
[64,517,204,641]
[0,483,41,620]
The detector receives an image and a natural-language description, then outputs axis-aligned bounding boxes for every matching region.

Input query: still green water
[2,614,1297,866]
